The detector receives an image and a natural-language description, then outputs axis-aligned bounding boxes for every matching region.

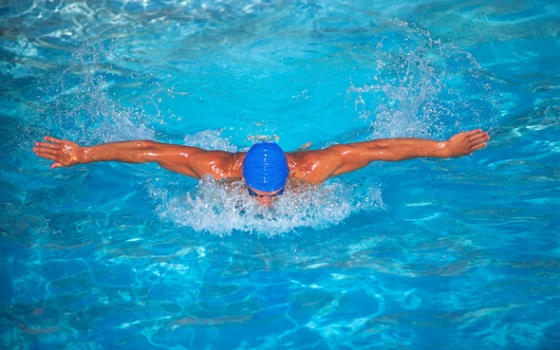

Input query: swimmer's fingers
[33,140,61,158]
[466,129,490,142]
[35,141,61,153]
[33,136,81,168]
[470,140,488,151]
[34,137,64,156]
[466,129,490,153]
[446,129,490,157]
[36,136,66,148]
[34,136,67,152]
[33,145,65,169]
[33,146,58,159]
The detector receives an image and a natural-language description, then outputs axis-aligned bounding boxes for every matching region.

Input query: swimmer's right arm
[33,136,237,179]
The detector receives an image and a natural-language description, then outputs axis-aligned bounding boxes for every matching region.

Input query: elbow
[128,140,161,163]
[140,141,163,161]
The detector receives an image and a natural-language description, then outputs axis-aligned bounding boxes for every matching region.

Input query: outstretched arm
[288,129,490,183]
[33,136,240,180]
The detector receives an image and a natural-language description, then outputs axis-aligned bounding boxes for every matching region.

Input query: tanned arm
[33,136,240,180]
[288,129,490,184]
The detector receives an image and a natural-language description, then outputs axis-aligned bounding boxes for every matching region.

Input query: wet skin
[33,130,490,206]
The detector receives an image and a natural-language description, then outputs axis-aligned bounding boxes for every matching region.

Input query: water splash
[40,40,155,143]
[154,175,382,236]
[347,20,498,140]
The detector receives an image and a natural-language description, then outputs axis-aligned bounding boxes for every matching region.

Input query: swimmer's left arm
[333,129,489,175]
[291,129,490,183]
[363,129,490,160]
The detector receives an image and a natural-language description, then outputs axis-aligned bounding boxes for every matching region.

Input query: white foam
[153,175,383,236]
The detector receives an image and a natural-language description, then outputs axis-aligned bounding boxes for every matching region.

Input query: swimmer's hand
[33,136,82,169]
[443,129,490,157]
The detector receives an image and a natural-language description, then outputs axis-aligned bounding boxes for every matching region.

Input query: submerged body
[34,129,490,205]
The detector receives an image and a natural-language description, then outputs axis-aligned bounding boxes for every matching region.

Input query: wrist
[77,146,89,164]
[437,141,451,158]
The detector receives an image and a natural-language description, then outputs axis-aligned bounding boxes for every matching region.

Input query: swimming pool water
[1,0,559,349]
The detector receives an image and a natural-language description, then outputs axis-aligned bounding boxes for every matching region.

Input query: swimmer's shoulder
[224,152,245,178]
[285,150,334,185]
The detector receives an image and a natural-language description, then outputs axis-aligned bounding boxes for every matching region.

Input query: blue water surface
[1,0,559,349]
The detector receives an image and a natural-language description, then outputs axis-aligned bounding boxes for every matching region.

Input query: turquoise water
[1,0,559,348]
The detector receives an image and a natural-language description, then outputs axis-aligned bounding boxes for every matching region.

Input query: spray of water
[33,16,498,236]
[40,40,155,143]
[153,175,381,236]
[347,20,498,140]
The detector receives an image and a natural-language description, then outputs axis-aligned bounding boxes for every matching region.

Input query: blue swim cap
[243,142,289,192]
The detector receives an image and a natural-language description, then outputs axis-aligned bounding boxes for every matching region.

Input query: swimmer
[33,129,490,205]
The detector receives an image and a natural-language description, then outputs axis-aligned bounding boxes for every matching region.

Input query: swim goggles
[247,187,284,198]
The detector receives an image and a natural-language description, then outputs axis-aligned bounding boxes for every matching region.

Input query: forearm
[78,140,161,164]
[369,138,450,161]
[350,129,489,164]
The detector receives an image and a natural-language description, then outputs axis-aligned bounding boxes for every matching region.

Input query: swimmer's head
[242,141,289,193]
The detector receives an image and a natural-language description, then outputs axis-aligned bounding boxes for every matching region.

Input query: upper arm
[319,143,385,178]
[287,141,389,183]
[287,145,365,183]
[147,143,238,180]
